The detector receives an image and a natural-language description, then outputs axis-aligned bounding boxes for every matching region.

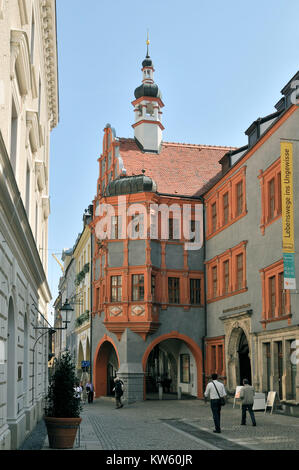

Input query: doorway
[107,363,116,396]
[238,332,252,385]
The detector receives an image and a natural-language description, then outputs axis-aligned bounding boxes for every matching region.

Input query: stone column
[117,362,144,404]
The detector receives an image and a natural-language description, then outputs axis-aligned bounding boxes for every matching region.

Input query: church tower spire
[132,36,164,153]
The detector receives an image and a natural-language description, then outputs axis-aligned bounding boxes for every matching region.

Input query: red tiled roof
[118,138,235,196]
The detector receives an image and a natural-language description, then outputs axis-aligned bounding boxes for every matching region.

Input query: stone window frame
[110,275,122,303]
[260,259,291,328]
[189,277,202,306]
[258,157,282,235]
[132,273,145,301]
[10,29,31,97]
[206,166,247,239]
[168,276,180,304]
[205,336,225,380]
[206,241,247,302]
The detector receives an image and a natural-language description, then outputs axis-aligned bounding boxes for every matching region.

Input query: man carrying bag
[204,373,227,433]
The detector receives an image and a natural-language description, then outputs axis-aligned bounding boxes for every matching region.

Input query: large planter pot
[44,416,82,449]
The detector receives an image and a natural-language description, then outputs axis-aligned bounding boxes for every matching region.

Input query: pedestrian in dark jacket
[240,379,256,426]
[113,377,124,409]
[86,381,94,404]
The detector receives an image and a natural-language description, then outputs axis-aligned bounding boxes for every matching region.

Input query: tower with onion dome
[132,36,164,153]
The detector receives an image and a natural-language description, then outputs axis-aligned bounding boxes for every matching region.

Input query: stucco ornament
[109,306,122,317]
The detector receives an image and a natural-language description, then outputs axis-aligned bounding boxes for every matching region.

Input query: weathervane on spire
[146,30,150,57]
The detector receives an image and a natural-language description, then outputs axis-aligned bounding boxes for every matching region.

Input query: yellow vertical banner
[280,142,295,253]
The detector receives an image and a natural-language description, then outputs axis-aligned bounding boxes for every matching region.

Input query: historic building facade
[53,247,76,360]
[88,49,299,411]
[204,72,299,411]
[53,208,93,382]
[0,0,58,448]
[73,219,92,378]
[90,51,231,402]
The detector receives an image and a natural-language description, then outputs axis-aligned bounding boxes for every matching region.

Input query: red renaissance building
[89,48,232,401]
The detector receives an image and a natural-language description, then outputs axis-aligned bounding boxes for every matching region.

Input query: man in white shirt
[204,373,227,433]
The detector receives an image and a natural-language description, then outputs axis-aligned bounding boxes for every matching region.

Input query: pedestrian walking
[86,381,94,404]
[240,378,256,426]
[80,381,86,404]
[113,376,124,409]
[204,373,227,433]
[74,383,82,406]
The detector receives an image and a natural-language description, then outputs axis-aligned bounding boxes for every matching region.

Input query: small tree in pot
[44,350,82,449]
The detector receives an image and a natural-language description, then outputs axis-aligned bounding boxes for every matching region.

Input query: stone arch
[226,323,251,391]
[77,341,84,376]
[93,336,120,398]
[86,336,90,363]
[142,331,203,399]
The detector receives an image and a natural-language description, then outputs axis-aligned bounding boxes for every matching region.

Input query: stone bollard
[159,385,163,400]
[177,386,182,400]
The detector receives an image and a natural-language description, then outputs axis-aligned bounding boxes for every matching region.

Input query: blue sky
[48,0,299,321]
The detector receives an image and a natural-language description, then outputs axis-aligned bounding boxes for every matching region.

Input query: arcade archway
[93,337,119,397]
[142,333,203,400]
[227,326,252,390]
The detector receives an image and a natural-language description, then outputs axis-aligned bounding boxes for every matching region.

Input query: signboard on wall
[280,142,295,253]
[81,360,90,369]
[283,252,296,289]
[281,141,296,290]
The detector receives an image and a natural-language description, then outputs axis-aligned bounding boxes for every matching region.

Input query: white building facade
[0,0,58,449]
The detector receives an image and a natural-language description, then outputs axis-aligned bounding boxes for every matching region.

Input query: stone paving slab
[21,397,299,451]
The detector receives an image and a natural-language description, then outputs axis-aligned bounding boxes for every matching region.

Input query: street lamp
[59,298,74,329]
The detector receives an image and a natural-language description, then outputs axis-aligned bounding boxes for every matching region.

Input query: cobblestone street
[20,397,299,452]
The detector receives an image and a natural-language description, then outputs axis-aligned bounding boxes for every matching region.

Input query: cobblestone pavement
[36,397,299,451]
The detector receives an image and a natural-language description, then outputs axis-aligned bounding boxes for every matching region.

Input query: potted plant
[44,350,82,449]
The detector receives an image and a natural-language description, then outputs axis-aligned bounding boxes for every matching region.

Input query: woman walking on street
[113,377,124,409]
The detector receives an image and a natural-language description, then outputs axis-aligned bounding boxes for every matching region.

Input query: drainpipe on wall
[89,226,93,385]
[201,197,207,396]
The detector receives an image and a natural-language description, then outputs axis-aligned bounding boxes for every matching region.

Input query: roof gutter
[157,192,204,201]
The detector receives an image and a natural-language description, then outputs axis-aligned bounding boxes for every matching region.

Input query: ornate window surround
[26,110,40,152]
[206,241,248,302]
[259,259,291,328]
[258,157,281,235]
[10,29,31,97]
[206,166,247,239]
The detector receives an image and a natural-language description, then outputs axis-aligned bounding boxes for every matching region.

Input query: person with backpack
[204,373,227,433]
[113,376,124,409]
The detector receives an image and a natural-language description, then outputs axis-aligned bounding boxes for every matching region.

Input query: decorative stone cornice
[39,0,59,129]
